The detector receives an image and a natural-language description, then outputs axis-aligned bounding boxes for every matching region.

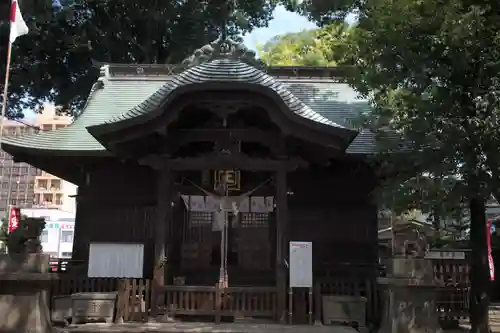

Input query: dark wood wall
[71,158,378,279]
[288,162,378,278]
[71,162,158,276]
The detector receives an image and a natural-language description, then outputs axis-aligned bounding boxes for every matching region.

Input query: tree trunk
[469,195,491,333]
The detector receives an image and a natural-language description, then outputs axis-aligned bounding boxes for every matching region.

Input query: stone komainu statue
[7,216,46,255]
[392,217,429,258]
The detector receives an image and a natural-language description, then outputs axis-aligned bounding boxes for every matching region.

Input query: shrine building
[2,39,382,323]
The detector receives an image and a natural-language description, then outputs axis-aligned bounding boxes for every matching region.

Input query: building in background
[22,208,75,258]
[0,104,76,216]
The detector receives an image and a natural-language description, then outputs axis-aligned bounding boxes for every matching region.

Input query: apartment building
[0,104,75,216]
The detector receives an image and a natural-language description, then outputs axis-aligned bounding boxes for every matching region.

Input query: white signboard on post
[289,241,313,288]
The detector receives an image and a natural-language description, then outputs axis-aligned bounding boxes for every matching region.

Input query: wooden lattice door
[236,212,272,271]
[181,211,213,270]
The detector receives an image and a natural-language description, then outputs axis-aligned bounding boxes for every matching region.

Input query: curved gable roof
[1,38,376,156]
[94,59,348,131]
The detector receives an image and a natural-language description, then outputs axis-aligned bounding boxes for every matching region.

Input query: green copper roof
[101,59,348,130]
[2,79,166,152]
[2,61,376,155]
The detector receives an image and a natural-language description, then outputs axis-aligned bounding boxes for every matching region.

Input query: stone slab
[0,292,55,333]
[57,322,360,333]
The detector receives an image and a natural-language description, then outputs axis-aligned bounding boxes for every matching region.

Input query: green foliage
[280,0,357,26]
[256,22,351,66]
[294,0,500,225]
[257,30,328,66]
[0,0,280,118]
[298,0,500,329]
[328,0,500,202]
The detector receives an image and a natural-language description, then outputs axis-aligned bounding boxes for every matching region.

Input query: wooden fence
[48,259,471,325]
[161,285,277,322]
[49,276,151,322]
[433,259,470,321]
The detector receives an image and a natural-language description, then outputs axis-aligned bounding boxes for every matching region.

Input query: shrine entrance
[175,173,275,286]
[111,87,354,321]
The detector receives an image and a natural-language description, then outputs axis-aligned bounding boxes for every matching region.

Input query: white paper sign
[289,241,313,288]
[88,243,144,278]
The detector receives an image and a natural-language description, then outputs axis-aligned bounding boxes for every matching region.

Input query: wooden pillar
[151,162,171,320]
[275,166,288,322]
[71,186,86,262]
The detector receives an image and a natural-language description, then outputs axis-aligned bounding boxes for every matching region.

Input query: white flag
[10,0,29,43]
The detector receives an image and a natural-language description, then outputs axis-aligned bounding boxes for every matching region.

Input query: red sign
[7,207,21,233]
[488,219,495,281]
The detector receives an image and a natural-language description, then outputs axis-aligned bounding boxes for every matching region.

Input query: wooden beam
[275,166,288,322]
[151,162,171,320]
[160,128,286,155]
[139,153,307,171]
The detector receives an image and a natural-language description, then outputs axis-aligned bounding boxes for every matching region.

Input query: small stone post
[377,216,443,333]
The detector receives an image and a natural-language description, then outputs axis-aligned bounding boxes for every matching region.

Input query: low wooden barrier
[47,259,471,326]
[116,279,151,322]
[49,276,152,323]
[433,259,470,322]
[163,285,277,322]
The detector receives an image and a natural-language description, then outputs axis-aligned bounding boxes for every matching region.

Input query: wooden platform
[57,322,359,333]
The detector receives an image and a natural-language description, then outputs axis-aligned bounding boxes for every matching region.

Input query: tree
[0,0,280,118]
[281,0,357,26]
[256,22,351,66]
[258,25,468,231]
[309,0,500,331]
[257,30,329,66]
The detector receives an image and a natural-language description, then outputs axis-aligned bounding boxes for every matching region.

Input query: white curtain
[181,195,274,213]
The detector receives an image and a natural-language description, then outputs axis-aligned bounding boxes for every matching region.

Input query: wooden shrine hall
[2,38,381,324]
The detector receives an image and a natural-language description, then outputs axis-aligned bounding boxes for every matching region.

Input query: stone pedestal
[0,254,56,333]
[378,258,442,333]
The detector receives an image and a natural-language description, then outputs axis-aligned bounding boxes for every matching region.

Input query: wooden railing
[116,279,151,322]
[163,285,277,322]
[433,259,470,322]
[50,276,121,295]
[46,260,471,326]
[49,276,151,323]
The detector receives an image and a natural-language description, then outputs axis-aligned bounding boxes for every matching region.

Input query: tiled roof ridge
[91,59,350,80]
[73,78,106,120]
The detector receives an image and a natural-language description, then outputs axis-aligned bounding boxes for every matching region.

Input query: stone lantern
[377,215,443,333]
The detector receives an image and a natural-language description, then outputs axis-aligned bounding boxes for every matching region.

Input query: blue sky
[242,5,317,52]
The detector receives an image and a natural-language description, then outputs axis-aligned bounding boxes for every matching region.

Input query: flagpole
[0,40,13,146]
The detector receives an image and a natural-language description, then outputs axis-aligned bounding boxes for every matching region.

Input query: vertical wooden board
[131,279,138,321]
[123,279,131,322]
[138,279,145,321]
[144,279,151,321]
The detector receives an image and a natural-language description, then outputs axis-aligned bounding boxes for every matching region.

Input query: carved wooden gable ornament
[180,37,266,70]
